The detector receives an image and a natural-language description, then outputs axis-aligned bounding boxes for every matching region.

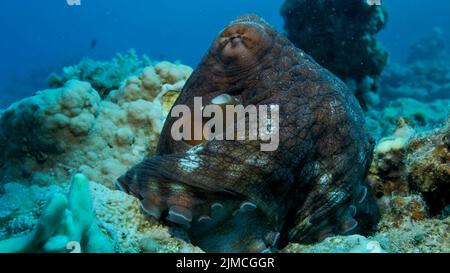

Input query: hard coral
[0,55,192,188]
[368,117,450,219]
[406,118,450,215]
[48,50,151,97]
[368,120,415,200]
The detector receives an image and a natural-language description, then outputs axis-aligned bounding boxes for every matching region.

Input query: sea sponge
[0,175,203,253]
[0,194,67,253]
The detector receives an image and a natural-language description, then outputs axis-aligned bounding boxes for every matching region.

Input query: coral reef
[381,28,450,102]
[283,235,386,253]
[0,174,202,253]
[0,183,63,238]
[365,98,450,140]
[283,217,450,253]
[368,117,450,220]
[47,50,152,97]
[281,0,388,109]
[373,217,450,253]
[0,57,192,188]
[406,120,450,215]
[89,181,203,253]
[0,42,448,253]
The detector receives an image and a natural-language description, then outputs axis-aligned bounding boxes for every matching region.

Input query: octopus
[116,15,379,253]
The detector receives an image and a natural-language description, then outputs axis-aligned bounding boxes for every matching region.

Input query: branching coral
[281,0,388,109]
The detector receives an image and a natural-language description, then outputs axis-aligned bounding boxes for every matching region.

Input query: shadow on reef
[117,14,380,253]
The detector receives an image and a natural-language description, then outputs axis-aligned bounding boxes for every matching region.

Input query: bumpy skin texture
[117,15,377,252]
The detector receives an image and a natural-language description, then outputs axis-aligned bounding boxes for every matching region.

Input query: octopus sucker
[357,185,368,204]
[117,14,380,252]
[349,205,358,217]
[167,206,193,227]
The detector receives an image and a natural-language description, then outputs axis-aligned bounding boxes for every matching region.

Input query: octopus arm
[117,139,286,229]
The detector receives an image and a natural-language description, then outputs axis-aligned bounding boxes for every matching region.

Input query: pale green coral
[0,174,114,253]
[0,194,67,253]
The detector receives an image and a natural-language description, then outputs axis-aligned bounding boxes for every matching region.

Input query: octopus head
[213,15,274,71]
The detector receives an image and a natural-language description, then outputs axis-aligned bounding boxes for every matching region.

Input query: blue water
[0,0,449,108]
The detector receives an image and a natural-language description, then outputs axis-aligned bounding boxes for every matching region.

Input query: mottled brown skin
[117,15,376,252]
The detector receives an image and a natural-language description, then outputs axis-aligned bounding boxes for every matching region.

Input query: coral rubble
[281,0,388,109]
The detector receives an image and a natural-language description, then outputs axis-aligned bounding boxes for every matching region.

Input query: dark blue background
[0,0,449,107]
